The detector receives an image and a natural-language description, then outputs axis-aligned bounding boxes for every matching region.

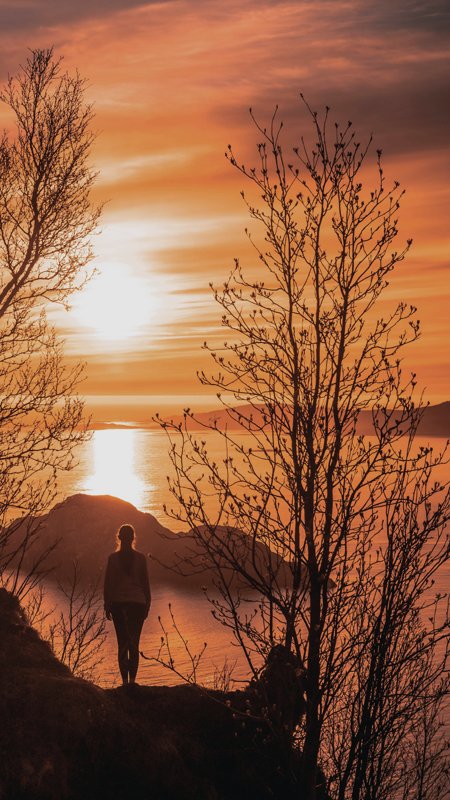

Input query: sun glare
[73,264,155,342]
[84,429,147,509]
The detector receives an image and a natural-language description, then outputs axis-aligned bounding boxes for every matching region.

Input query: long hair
[117,524,135,574]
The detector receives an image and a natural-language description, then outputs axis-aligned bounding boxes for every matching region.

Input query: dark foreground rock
[0,588,311,800]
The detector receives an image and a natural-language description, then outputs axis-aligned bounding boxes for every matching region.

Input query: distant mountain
[357,402,450,437]
[148,401,450,437]
[8,493,290,592]
[415,402,450,436]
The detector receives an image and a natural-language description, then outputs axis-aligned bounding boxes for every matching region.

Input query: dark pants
[111,602,146,684]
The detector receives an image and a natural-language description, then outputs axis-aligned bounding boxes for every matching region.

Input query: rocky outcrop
[0,588,312,800]
[6,493,291,592]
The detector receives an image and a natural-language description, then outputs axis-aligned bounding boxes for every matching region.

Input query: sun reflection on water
[84,429,148,509]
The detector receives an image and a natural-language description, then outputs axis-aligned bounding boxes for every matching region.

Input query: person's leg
[111,605,130,684]
[127,604,145,683]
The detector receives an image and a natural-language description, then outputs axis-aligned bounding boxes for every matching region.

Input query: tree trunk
[303,578,322,800]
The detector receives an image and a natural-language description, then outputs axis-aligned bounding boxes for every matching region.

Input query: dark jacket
[103,550,151,613]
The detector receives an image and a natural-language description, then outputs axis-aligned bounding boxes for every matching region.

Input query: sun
[73,264,154,342]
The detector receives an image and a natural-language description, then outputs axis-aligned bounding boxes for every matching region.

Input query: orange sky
[0,0,448,418]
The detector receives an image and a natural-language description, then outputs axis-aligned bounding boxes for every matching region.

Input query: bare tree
[0,49,100,597]
[46,561,106,681]
[161,101,449,799]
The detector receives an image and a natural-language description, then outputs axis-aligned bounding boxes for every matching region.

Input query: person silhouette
[103,524,151,685]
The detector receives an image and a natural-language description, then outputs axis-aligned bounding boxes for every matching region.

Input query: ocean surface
[47,429,448,689]
[49,429,265,687]
[59,428,193,529]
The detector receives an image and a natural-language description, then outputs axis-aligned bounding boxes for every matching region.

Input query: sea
[45,428,266,688]
[43,428,448,690]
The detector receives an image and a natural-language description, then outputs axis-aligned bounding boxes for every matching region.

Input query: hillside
[6,493,290,592]
[0,588,317,800]
[144,401,450,437]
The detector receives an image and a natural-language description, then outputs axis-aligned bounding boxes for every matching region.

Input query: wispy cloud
[0,0,448,401]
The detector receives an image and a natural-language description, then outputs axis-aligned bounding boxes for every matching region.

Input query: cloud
[351,0,450,36]
[0,0,448,401]
[0,0,173,32]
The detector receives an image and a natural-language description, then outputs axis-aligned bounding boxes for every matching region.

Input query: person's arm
[103,555,114,619]
[140,554,151,617]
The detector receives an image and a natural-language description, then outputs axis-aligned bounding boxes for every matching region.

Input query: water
[42,576,248,689]
[47,429,262,686]
[47,429,448,688]
[60,428,233,529]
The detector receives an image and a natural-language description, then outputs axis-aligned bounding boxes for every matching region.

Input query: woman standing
[104,524,151,685]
